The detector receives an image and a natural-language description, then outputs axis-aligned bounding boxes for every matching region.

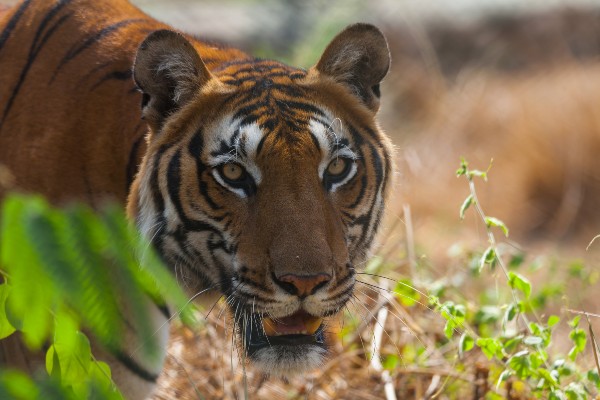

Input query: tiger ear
[133,30,211,130]
[314,23,390,112]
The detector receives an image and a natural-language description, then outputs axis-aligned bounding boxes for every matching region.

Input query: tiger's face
[129,25,393,375]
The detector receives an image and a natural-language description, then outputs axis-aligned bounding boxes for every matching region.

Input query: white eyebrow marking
[207,117,264,197]
[308,112,359,193]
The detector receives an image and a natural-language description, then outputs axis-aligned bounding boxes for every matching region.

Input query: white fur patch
[156,53,199,104]
[206,117,264,197]
[309,112,359,192]
[252,345,327,377]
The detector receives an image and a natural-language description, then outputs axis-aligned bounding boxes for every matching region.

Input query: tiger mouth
[245,310,326,357]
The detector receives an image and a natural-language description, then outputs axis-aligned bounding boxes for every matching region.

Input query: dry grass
[396,63,600,245]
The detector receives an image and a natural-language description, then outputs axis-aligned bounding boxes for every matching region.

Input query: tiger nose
[273,273,332,298]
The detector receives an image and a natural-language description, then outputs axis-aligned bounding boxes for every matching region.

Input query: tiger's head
[128,24,393,376]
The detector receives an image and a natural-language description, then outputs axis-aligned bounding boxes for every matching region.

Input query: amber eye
[326,158,349,177]
[221,163,244,181]
[215,162,256,196]
[323,157,354,191]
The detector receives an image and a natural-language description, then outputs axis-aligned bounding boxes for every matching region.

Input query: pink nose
[275,273,332,297]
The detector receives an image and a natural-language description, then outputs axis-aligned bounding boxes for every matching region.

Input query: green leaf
[0,284,15,339]
[476,337,503,360]
[508,252,525,269]
[504,302,521,324]
[382,354,399,370]
[568,328,586,360]
[570,328,586,352]
[55,331,93,386]
[394,279,420,307]
[503,336,523,353]
[486,392,505,400]
[459,333,474,356]
[508,271,532,299]
[1,195,55,349]
[484,216,509,237]
[568,315,581,328]
[565,382,586,400]
[508,350,531,379]
[480,247,496,272]
[587,370,600,388]
[456,158,468,177]
[538,368,559,389]
[547,315,560,328]
[459,194,474,220]
[0,370,40,400]
[439,302,466,339]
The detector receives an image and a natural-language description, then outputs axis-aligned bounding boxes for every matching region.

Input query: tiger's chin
[242,310,329,377]
[250,344,327,377]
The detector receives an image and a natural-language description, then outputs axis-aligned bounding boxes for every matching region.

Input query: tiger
[0,0,394,398]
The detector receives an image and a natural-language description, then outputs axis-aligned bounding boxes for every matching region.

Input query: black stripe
[235,290,278,305]
[167,149,224,234]
[150,145,169,213]
[327,281,355,304]
[347,174,367,209]
[0,1,71,130]
[112,350,159,382]
[146,145,170,253]
[369,142,384,196]
[50,18,147,83]
[156,303,170,320]
[275,99,325,117]
[189,130,226,211]
[125,128,145,192]
[91,69,133,91]
[255,134,268,156]
[0,0,31,54]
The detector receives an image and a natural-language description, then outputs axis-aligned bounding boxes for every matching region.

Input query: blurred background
[2,0,600,398]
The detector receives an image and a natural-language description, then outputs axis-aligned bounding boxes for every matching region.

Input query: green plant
[0,194,195,399]
[453,158,599,399]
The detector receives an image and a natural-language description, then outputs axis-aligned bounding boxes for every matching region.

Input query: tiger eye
[326,158,348,176]
[222,163,244,181]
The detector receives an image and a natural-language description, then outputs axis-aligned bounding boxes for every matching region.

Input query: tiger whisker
[350,293,405,366]
[356,279,466,338]
[356,271,430,298]
[353,287,427,354]
[346,299,375,365]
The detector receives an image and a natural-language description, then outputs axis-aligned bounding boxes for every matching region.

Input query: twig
[424,375,441,398]
[566,309,600,319]
[403,204,417,277]
[584,313,600,377]
[586,234,600,251]
[370,295,398,400]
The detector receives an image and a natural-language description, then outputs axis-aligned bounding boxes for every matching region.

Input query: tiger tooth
[262,318,278,336]
[305,317,323,335]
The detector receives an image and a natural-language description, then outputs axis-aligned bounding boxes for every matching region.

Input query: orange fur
[0,1,394,397]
